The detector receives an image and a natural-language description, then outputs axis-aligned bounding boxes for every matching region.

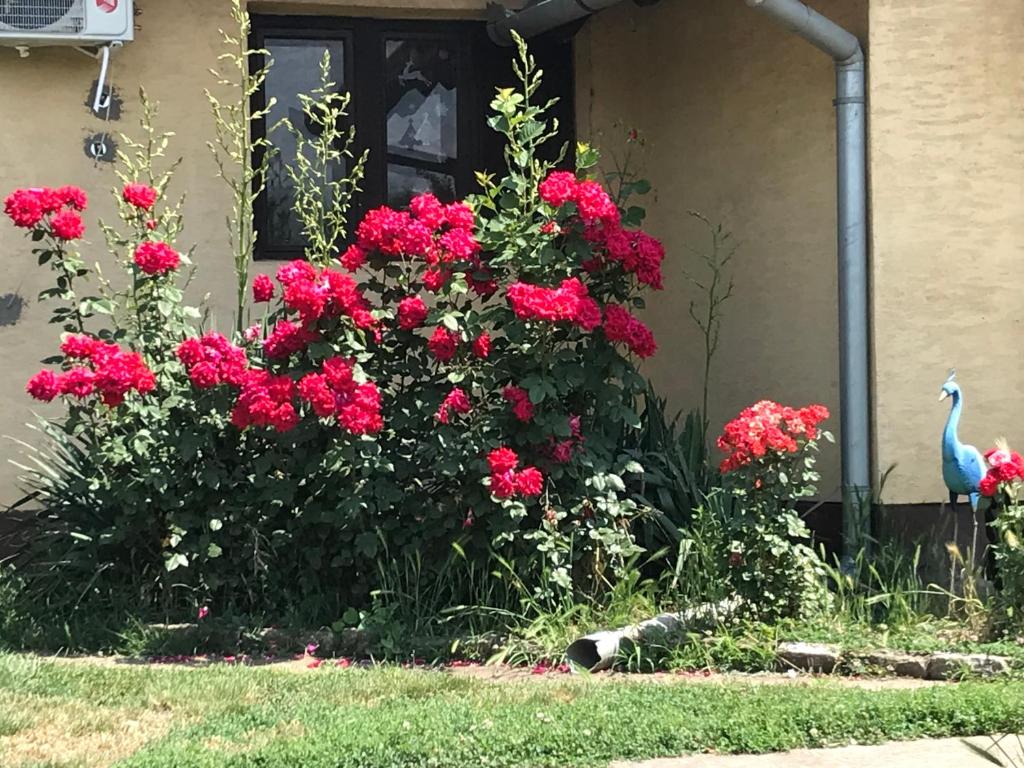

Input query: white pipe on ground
[565,599,739,672]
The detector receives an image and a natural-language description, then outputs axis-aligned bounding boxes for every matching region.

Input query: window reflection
[385,38,458,206]
[264,38,346,249]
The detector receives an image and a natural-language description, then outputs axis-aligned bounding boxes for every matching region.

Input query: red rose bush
[716,400,833,618]
[7,45,666,613]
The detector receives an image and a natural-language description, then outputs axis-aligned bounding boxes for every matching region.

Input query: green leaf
[164,553,189,572]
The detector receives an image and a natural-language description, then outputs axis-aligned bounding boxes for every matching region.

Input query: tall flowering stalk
[280,50,368,267]
[207,0,277,332]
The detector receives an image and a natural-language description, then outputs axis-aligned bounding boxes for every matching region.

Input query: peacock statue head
[939,369,960,402]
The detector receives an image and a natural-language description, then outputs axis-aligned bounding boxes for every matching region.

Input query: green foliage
[279,50,368,267]
[206,0,276,330]
[992,497,1024,629]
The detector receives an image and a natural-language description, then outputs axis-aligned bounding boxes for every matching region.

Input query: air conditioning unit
[0,0,133,47]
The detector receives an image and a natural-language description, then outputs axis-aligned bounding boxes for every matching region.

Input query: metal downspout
[745,0,870,563]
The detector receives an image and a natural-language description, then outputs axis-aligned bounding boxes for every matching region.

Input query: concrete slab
[610,736,1023,768]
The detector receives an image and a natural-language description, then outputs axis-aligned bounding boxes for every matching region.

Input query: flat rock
[925,652,1010,680]
[777,642,839,673]
[857,650,928,678]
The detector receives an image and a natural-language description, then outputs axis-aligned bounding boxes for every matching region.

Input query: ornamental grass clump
[716,400,833,618]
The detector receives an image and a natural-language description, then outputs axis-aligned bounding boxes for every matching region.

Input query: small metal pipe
[487,0,627,46]
[746,0,870,563]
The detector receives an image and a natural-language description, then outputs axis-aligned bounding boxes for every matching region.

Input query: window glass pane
[387,164,455,208]
[385,37,458,206]
[264,38,347,249]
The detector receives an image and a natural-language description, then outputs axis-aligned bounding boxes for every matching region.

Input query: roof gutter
[487,0,627,45]
[746,0,870,564]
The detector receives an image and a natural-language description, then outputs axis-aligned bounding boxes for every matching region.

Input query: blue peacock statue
[940,370,987,515]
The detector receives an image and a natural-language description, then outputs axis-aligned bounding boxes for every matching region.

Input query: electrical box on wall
[0,0,133,48]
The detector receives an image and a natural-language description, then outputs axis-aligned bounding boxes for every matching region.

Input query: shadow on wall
[0,293,25,327]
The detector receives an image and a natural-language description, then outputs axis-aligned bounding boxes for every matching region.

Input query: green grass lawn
[1,655,1024,767]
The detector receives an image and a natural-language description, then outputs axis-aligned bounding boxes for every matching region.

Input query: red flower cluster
[602,305,657,358]
[472,332,491,359]
[717,400,830,474]
[297,358,383,434]
[4,186,88,239]
[436,386,472,424]
[346,194,479,267]
[231,370,299,432]
[397,295,429,330]
[176,332,248,389]
[263,320,319,360]
[275,260,376,333]
[502,385,534,423]
[134,241,180,275]
[428,326,460,361]
[27,335,155,406]
[506,277,602,331]
[343,194,489,299]
[122,183,158,211]
[538,171,620,227]
[252,274,275,303]
[487,447,544,499]
[584,225,665,290]
[980,445,1024,497]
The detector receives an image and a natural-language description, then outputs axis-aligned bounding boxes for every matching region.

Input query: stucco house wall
[580,0,866,500]
[869,0,1024,505]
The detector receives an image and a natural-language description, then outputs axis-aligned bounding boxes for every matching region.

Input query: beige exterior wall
[869,0,1024,504]
[579,0,867,498]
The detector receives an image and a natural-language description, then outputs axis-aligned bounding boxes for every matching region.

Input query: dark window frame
[250,14,575,262]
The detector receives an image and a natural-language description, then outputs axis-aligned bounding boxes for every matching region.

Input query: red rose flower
[252,274,275,302]
[122,183,158,211]
[56,186,88,212]
[538,171,578,208]
[488,446,519,475]
[133,240,180,275]
[427,327,459,361]
[436,386,472,424]
[472,332,491,359]
[340,244,367,272]
[26,370,60,401]
[50,210,85,241]
[4,189,44,229]
[502,385,534,423]
[491,470,518,499]
[410,192,446,230]
[515,467,544,496]
[397,295,429,331]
